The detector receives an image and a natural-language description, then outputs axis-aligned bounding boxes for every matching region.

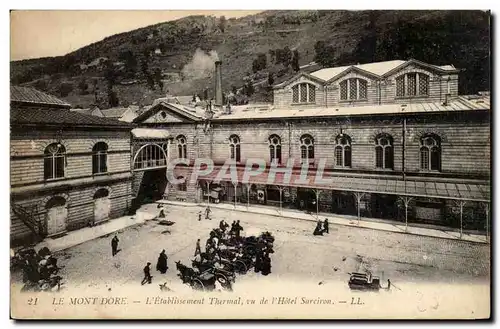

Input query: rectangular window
[430,148,440,171]
[375,147,383,168]
[269,146,274,162]
[230,146,235,160]
[308,147,314,159]
[420,149,429,170]
[300,84,308,103]
[236,145,241,162]
[344,147,351,167]
[301,146,307,159]
[407,73,417,96]
[359,80,367,99]
[384,147,393,169]
[340,80,348,100]
[419,73,429,95]
[44,158,53,179]
[349,79,357,100]
[308,86,315,103]
[276,145,282,164]
[292,85,299,103]
[335,147,343,166]
[396,76,405,97]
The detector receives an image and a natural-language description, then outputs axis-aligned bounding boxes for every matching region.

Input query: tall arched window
[229,135,241,162]
[269,135,282,164]
[177,135,187,159]
[133,144,167,170]
[396,73,429,97]
[44,143,66,180]
[335,135,352,168]
[420,134,441,171]
[375,134,394,169]
[300,134,314,162]
[92,142,108,174]
[292,83,316,104]
[340,78,368,101]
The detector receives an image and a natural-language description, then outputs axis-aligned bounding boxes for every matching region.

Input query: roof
[131,128,171,139]
[101,107,130,118]
[210,96,490,122]
[11,106,133,128]
[11,86,71,108]
[188,167,490,202]
[133,101,205,123]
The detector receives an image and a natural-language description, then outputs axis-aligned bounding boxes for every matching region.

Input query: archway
[93,188,111,225]
[45,196,68,236]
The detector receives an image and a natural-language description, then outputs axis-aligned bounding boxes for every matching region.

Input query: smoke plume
[181,49,219,80]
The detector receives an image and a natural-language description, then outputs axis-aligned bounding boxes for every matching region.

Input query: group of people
[17,247,62,291]
[313,218,330,236]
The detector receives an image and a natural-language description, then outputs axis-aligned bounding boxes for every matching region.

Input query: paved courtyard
[11,203,490,292]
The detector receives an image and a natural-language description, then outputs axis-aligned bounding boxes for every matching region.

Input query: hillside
[10,10,490,109]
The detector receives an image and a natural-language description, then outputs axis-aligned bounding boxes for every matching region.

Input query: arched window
[92,142,108,174]
[133,144,167,170]
[269,135,282,164]
[44,143,66,180]
[93,188,109,199]
[300,135,315,162]
[46,196,66,209]
[396,73,429,97]
[177,135,187,159]
[420,135,441,171]
[229,135,241,162]
[375,134,394,169]
[340,78,368,101]
[334,135,352,168]
[292,83,316,104]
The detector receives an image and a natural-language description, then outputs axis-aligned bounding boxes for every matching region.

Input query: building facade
[10,86,134,245]
[131,59,490,233]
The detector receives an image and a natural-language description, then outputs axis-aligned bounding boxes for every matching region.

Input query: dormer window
[340,78,367,101]
[396,73,429,97]
[292,83,315,104]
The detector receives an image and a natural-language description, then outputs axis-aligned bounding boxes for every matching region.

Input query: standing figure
[111,234,119,256]
[219,220,225,231]
[198,211,202,221]
[235,220,243,238]
[194,239,202,256]
[156,250,168,274]
[205,206,212,220]
[323,218,329,234]
[313,220,323,236]
[141,262,153,285]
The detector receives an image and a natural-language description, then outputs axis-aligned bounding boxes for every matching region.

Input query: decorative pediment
[133,102,201,124]
[273,72,325,90]
[383,59,454,79]
[326,66,380,85]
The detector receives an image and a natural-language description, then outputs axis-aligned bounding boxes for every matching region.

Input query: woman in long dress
[156,250,168,274]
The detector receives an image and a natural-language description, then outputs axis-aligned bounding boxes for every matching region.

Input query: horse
[175,261,196,284]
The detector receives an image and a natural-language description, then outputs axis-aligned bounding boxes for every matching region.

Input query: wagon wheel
[234,260,247,274]
[216,273,229,285]
[191,278,205,291]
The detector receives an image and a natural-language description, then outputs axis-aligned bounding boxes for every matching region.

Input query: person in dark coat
[156,250,168,274]
[261,253,272,276]
[111,235,119,256]
[313,221,323,236]
[141,262,152,285]
[323,218,329,234]
[235,220,243,238]
[219,220,225,231]
[205,206,212,220]
[198,211,202,221]
[194,239,202,256]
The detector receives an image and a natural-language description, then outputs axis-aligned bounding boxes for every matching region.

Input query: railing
[11,203,46,241]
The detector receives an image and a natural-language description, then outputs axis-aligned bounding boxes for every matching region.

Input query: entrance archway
[45,196,68,236]
[93,188,111,224]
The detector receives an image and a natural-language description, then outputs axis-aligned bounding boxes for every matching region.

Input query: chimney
[214,60,223,108]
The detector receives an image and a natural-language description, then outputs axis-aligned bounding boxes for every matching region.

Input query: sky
[10,10,262,61]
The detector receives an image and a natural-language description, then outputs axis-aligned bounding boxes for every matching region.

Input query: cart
[348,272,381,291]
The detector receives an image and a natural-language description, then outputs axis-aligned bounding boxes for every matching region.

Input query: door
[93,189,110,224]
[46,197,68,236]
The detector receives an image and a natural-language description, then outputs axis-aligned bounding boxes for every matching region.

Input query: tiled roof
[310,60,406,81]
[101,107,130,118]
[210,96,490,121]
[11,86,71,108]
[11,106,133,128]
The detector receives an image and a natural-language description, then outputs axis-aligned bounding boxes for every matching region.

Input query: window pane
[396,76,405,97]
[276,145,282,163]
[230,145,235,159]
[236,145,241,162]
[101,154,108,172]
[359,80,367,99]
[408,73,417,96]
[308,85,315,102]
[335,147,343,166]
[269,145,274,161]
[430,148,440,171]
[420,148,429,170]
[384,147,393,169]
[340,81,348,100]
[301,146,307,159]
[375,147,383,168]
[44,157,53,179]
[344,146,351,167]
[292,85,299,103]
[300,84,308,102]
[55,156,64,178]
[349,79,357,100]
[308,146,314,159]
[419,74,429,95]
[92,154,98,174]
[183,145,187,159]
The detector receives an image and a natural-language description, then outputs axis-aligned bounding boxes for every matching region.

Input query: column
[207,181,211,205]
[314,189,321,219]
[247,184,251,210]
[233,182,238,209]
[354,192,365,225]
[398,196,413,233]
[278,186,284,215]
[454,200,466,239]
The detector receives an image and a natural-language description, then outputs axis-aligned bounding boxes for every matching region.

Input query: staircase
[11,203,46,243]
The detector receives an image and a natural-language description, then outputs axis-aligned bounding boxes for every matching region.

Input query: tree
[231,85,238,94]
[57,82,74,97]
[269,49,276,64]
[219,16,227,33]
[153,68,163,90]
[252,53,267,73]
[292,50,300,72]
[78,78,88,95]
[314,40,337,67]
[268,73,275,86]
[108,89,119,107]
[243,81,254,96]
